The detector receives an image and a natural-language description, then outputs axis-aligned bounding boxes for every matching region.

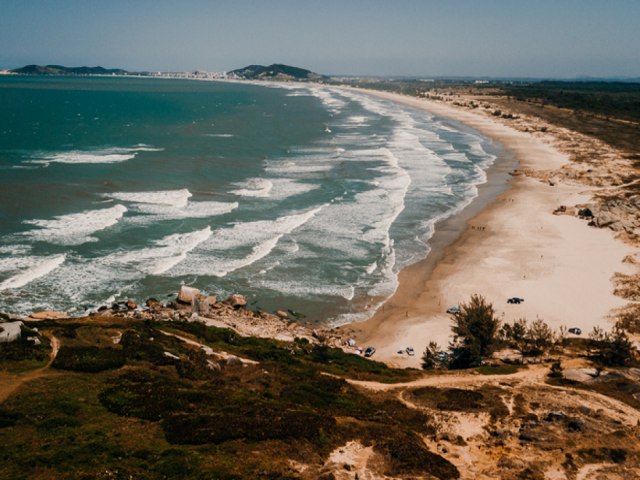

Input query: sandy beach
[338,88,638,368]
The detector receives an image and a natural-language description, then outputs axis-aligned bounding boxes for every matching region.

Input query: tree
[523,318,554,356]
[449,294,501,369]
[588,326,635,367]
[500,318,527,351]
[421,341,443,370]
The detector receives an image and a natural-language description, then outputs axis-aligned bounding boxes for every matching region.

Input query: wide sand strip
[337,88,637,368]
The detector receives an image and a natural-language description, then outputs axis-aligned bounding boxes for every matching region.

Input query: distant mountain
[229,64,324,81]
[11,65,128,75]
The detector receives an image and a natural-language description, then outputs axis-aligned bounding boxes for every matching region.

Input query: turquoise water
[0,76,501,323]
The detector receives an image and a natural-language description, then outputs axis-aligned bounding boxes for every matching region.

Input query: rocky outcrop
[27,310,69,320]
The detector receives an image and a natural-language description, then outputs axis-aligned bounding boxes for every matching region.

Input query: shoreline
[335,87,638,367]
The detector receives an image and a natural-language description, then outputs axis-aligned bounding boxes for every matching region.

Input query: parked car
[446,305,460,314]
[507,297,524,304]
[406,347,415,356]
[568,327,582,335]
[364,346,376,357]
[436,351,449,362]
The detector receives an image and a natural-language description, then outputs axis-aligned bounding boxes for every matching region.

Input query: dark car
[507,297,524,304]
[364,346,376,357]
[568,327,582,335]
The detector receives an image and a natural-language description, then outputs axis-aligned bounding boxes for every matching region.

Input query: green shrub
[163,409,335,445]
[99,370,196,420]
[52,346,125,372]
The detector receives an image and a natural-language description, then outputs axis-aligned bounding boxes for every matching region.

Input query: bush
[449,295,500,368]
[0,337,49,362]
[99,370,195,420]
[52,346,125,372]
[163,409,335,445]
[421,341,444,370]
[548,360,563,378]
[501,318,554,356]
[588,326,635,366]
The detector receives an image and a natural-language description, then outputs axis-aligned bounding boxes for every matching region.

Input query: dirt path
[348,364,548,391]
[158,329,258,365]
[0,332,60,405]
[349,364,640,427]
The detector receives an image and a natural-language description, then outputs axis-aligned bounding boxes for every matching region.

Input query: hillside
[1,294,640,479]
[11,64,128,75]
[229,63,325,81]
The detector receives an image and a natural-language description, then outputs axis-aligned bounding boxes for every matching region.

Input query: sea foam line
[23,204,127,245]
[0,254,66,291]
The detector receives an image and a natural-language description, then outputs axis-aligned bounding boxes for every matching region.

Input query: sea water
[0,76,501,324]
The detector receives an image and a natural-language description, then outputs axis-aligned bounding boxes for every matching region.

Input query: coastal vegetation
[1,290,639,478]
[422,295,638,371]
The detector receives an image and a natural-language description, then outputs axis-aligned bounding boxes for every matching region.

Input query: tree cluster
[588,326,635,367]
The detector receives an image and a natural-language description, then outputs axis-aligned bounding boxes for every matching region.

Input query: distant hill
[11,64,128,75]
[229,64,324,81]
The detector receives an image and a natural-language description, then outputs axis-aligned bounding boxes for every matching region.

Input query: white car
[406,347,415,356]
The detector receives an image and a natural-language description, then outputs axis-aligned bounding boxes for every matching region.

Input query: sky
[1,0,639,78]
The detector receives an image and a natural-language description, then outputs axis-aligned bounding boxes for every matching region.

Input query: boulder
[205,295,217,305]
[177,286,201,304]
[145,298,163,311]
[225,294,247,308]
[0,321,23,343]
[28,310,68,320]
[193,294,212,315]
[224,356,244,367]
[275,310,289,318]
[126,299,137,310]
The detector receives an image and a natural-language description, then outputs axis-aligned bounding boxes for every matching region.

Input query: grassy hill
[11,64,128,75]
[229,64,325,81]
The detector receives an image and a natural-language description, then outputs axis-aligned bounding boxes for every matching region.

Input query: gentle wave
[23,204,127,245]
[107,226,212,275]
[229,179,273,197]
[230,178,319,200]
[108,188,192,207]
[107,189,237,220]
[173,207,324,277]
[26,145,162,166]
[0,254,66,291]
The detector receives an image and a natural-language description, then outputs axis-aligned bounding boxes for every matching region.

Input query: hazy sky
[1,0,639,78]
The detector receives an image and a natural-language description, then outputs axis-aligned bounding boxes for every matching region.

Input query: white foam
[108,189,192,208]
[230,179,273,198]
[23,204,127,245]
[108,226,212,275]
[173,207,324,277]
[307,87,347,114]
[204,133,234,138]
[256,279,356,300]
[0,254,66,290]
[131,144,164,152]
[26,145,162,166]
[107,189,237,221]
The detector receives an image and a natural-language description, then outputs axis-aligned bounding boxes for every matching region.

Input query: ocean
[0,76,501,324]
